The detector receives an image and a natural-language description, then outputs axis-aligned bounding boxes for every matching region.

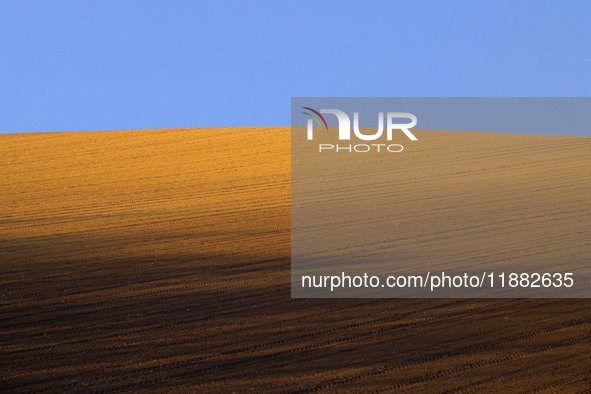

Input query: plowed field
[1,127,590,393]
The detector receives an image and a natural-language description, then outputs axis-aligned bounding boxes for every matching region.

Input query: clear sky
[0,1,589,133]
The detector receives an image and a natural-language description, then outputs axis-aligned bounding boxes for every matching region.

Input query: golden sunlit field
[1,127,591,393]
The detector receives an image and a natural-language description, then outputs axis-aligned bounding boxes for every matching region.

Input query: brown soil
[1,127,590,393]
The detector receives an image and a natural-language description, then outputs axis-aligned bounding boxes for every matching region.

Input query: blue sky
[0,1,589,133]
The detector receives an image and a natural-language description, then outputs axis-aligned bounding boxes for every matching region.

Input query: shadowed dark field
[1,127,590,393]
